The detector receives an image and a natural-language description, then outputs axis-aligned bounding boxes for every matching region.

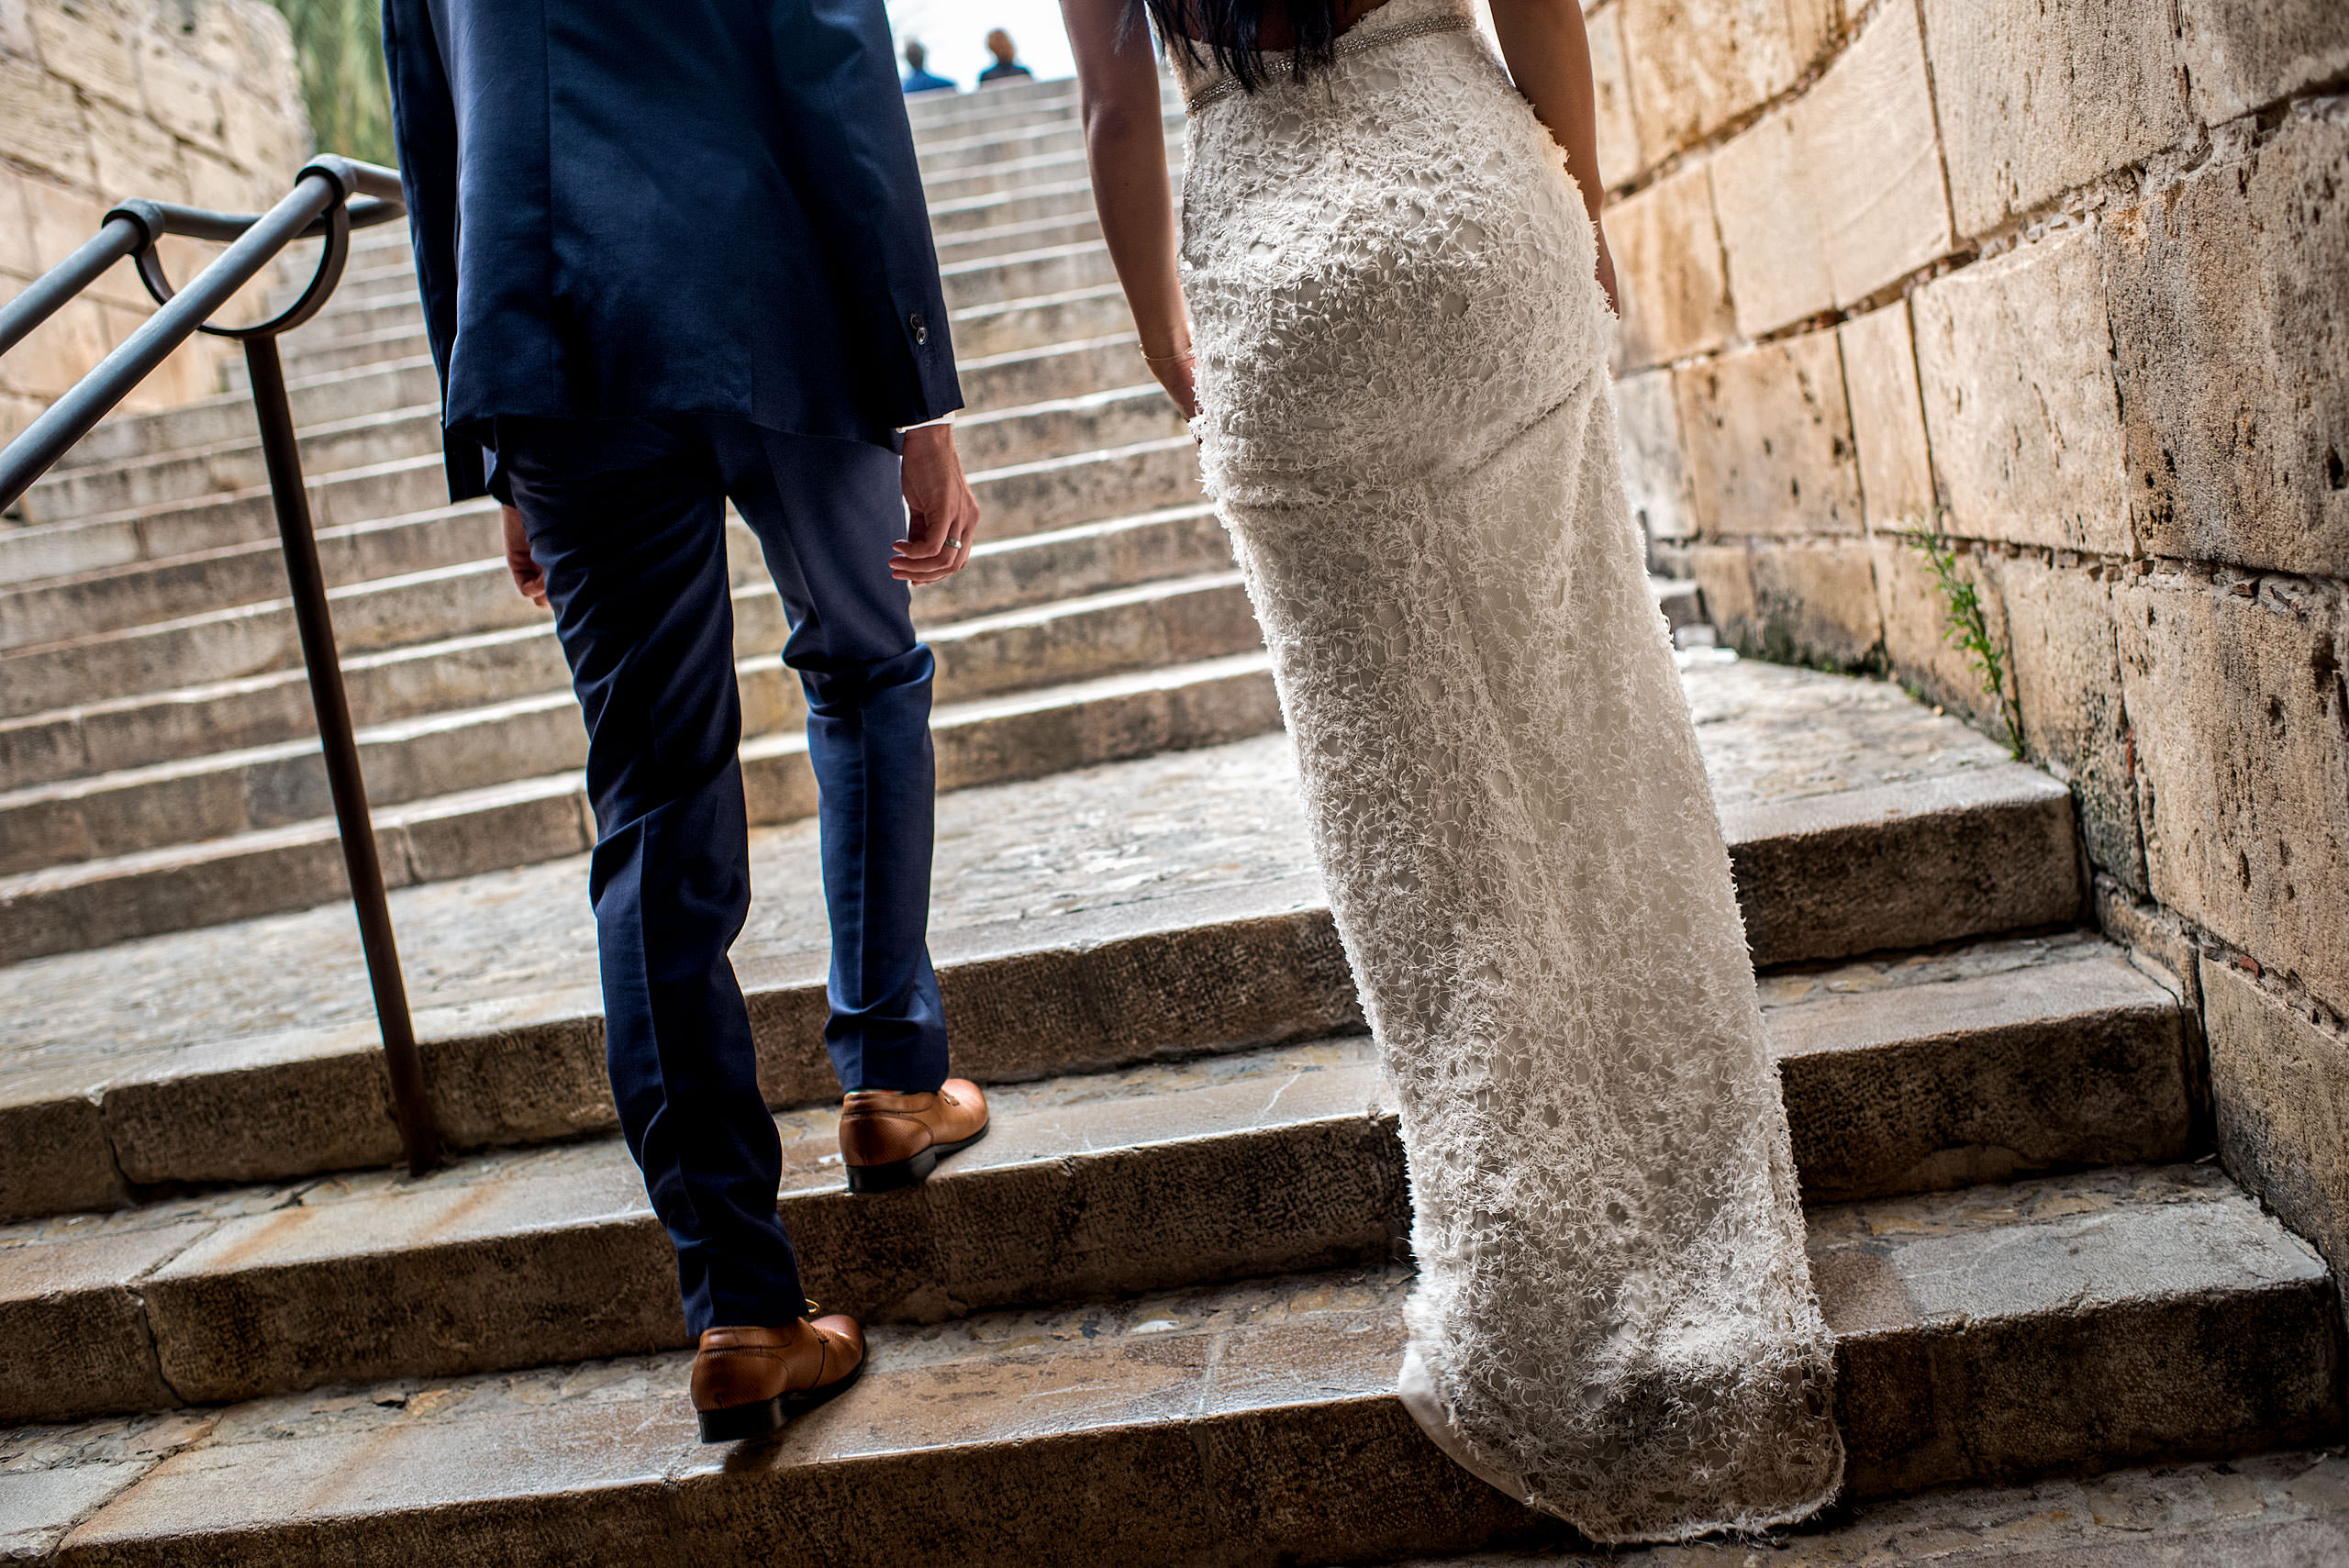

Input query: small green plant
[1902,525,2022,760]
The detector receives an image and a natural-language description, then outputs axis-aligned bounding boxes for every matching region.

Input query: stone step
[1426,1449,2349,1565]
[0,505,1234,792]
[954,382,1185,470]
[0,413,1198,643]
[234,261,1150,408]
[0,651,1286,965]
[917,136,1179,207]
[42,358,442,474]
[300,173,1144,322]
[0,661,2085,1211]
[16,372,1181,534]
[909,95,1078,142]
[24,337,1164,571]
[1653,574,1703,631]
[911,111,1181,179]
[932,209,1101,265]
[17,405,444,530]
[924,178,1100,237]
[294,229,1127,348]
[0,572,1261,877]
[949,282,1136,360]
[0,985,2199,1420]
[258,322,431,384]
[0,496,501,660]
[1,1168,2332,1555]
[903,79,1173,148]
[315,188,1119,323]
[907,73,1077,127]
[0,551,548,722]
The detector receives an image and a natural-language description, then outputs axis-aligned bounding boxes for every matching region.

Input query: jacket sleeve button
[909,311,929,346]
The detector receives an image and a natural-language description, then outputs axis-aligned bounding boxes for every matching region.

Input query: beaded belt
[1183,11,1476,113]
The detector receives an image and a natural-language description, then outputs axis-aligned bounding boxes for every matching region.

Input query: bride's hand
[1147,349,1201,421]
[1594,225,1620,318]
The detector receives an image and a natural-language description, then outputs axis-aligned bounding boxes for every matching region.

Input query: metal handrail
[0,156,440,1176]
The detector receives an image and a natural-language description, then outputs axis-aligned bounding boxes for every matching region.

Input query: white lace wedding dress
[1171,0,1844,1540]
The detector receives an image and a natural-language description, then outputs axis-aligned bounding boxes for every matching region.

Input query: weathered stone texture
[2103,107,2349,580]
[2177,0,2349,121]
[1911,227,2132,555]
[1727,766,2079,965]
[1613,368,1697,546]
[1997,554,2146,891]
[0,50,94,185]
[0,0,308,413]
[0,295,110,402]
[1923,0,2195,238]
[1825,1166,2338,1499]
[1690,541,1756,639]
[1798,0,1953,306]
[85,101,190,204]
[1608,160,1733,371]
[1617,0,1842,162]
[1837,299,1933,531]
[28,0,142,111]
[2204,958,2349,1277]
[1675,330,1862,537]
[1586,2,1642,187]
[1710,106,1828,336]
[1727,539,1884,668]
[2116,573,2349,1018]
[1774,949,2190,1202]
[1631,2,1943,335]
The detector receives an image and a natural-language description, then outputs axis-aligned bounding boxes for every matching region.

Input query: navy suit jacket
[383,0,963,501]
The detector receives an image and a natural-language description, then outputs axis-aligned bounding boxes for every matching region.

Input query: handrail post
[243,335,441,1174]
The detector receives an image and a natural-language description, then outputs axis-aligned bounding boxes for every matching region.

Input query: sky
[888,0,1079,92]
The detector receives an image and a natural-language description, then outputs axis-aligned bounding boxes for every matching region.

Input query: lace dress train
[1173,0,1844,1540]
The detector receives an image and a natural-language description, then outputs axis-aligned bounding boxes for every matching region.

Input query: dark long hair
[1138,0,1346,93]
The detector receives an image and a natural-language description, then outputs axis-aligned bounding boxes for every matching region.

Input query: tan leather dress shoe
[691,1310,864,1442]
[837,1078,989,1194]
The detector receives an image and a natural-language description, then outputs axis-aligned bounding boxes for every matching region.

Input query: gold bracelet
[1139,343,1196,366]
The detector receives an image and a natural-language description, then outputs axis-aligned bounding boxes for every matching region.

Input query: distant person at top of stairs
[978,28,1035,83]
[902,39,957,93]
[383,0,993,1446]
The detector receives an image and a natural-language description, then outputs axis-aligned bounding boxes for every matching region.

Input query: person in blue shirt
[901,39,955,94]
[978,28,1033,83]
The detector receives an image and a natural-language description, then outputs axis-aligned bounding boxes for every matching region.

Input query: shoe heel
[845,1147,938,1194]
[696,1396,785,1443]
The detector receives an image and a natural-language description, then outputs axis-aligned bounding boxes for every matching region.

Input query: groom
[384,0,993,1440]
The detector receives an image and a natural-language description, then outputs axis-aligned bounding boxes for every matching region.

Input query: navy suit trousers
[497,415,949,1332]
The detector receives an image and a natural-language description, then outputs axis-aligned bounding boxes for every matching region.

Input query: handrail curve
[0,157,441,1175]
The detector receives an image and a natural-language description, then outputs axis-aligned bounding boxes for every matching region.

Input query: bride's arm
[1061,0,1199,415]
[1486,0,1618,312]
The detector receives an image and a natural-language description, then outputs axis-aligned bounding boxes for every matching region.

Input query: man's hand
[894,424,980,585]
[502,504,549,608]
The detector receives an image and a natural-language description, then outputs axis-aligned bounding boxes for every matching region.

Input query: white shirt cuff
[897,411,956,432]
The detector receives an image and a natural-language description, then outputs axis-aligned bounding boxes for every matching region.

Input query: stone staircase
[0,73,2337,1565]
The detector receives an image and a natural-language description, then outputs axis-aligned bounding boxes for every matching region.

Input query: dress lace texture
[1174,0,1844,1540]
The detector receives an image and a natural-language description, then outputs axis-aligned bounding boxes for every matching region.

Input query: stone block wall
[1596,0,2349,1302]
[0,0,311,447]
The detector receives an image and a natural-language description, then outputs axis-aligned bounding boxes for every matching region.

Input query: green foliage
[1903,525,2023,760]
[271,0,396,168]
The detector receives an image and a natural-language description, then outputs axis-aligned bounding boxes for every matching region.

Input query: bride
[1055,0,1845,1540]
